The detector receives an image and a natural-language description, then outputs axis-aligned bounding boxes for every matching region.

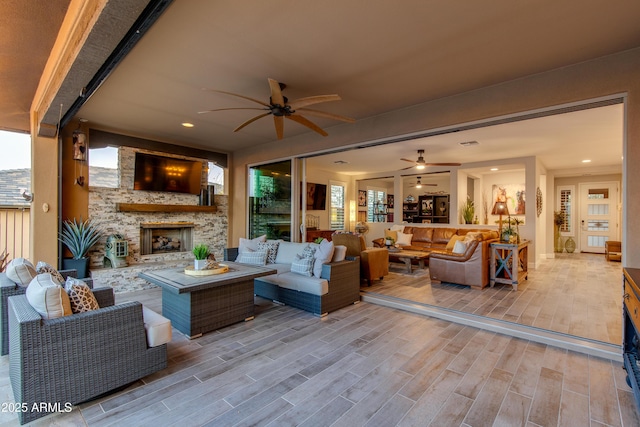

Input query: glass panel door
[248,160,292,241]
[579,182,619,253]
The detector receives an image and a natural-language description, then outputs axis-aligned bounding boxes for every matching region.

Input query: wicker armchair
[0,269,93,356]
[8,290,167,425]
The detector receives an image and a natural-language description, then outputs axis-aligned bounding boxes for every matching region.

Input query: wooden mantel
[116,203,217,213]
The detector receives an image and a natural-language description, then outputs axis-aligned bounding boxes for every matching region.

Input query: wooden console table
[305,229,334,242]
[490,240,529,290]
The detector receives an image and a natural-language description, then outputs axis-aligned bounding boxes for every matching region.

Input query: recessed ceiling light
[582,159,591,163]
[181,122,194,128]
[459,141,479,147]
[490,168,499,171]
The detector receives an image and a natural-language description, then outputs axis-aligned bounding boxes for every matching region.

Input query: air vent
[459,140,479,147]
[334,160,349,164]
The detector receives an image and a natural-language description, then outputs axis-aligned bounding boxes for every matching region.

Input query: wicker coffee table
[139,262,276,339]
[388,249,429,274]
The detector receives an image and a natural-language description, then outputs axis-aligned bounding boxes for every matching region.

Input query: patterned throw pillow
[257,241,280,264]
[235,250,268,266]
[300,245,317,259]
[238,235,266,253]
[65,277,100,313]
[36,261,66,285]
[291,255,314,277]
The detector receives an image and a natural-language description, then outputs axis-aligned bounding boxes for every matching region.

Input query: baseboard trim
[361,292,622,362]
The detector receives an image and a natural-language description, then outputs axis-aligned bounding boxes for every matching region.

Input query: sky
[0,130,31,170]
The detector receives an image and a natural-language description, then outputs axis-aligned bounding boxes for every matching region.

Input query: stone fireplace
[140,223,194,255]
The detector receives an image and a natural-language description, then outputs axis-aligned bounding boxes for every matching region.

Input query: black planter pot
[62,258,90,279]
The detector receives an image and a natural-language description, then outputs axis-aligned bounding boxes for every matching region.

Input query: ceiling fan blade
[203,88,270,107]
[288,95,341,110]
[268,78,285,106]
[424,162,462,166]
[274,115,284,140]
[233,112,271,132]
[198,107,266,114]
[400,158,416,163]
[297,108,355,123]
[286,114,328,136]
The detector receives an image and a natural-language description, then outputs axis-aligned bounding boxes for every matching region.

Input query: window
[208,162,225,194]
[557,186,574,235]
[248,160,292,240]
[330,183,345,230]
[367,188,387,222]
[88,146,118,188]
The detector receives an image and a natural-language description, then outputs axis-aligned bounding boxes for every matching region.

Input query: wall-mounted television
[134,152,202,195]
[306,182,327,210]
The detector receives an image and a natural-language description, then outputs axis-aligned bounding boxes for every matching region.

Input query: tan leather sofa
[373,227,499,289]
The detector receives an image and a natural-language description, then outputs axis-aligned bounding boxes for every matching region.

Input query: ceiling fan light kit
[200,78,355,140]
[400,149,461,170]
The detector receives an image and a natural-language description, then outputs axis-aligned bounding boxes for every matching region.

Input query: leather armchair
[429,236,496,289]
[332,233,389,284]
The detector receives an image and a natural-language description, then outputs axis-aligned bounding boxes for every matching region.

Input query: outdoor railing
[0,207,30,262]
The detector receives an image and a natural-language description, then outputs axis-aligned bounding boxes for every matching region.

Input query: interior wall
[231,48,640,268]
[305,168,351,230]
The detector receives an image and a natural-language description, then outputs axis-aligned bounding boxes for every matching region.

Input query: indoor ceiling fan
[199,78,355,140]
[400,149,461,170]
[408,176,437,189]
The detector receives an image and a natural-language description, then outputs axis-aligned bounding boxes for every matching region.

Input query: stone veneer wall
[87,146,228,292]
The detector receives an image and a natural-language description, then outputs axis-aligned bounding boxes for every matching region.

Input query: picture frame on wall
[358,190,367,207]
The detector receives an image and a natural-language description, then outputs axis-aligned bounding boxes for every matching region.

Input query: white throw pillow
[396,232,413,246]
[235,250,268,266]
[291,255,314,277]
[452,240,467,254]
[25,274,72,319]
[389,224,405,232]
[6,258,36,287]
[331,245,347,262]
[313,239,335,278]
[238,235,266,253]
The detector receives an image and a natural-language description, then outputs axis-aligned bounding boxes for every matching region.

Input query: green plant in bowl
[192,244,210,260]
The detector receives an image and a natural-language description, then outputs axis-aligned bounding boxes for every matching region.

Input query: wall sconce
[20,189,33,203]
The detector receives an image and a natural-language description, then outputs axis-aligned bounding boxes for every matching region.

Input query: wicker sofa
[0,269,93,356]
[9,289,168,424]
[225,241,361,316]
[373,226,499,289]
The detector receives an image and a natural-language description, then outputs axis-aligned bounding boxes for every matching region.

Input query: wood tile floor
[369,252,623,345]
[0,281,637,426]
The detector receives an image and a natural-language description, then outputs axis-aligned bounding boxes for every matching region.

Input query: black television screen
[134,153,202,195]
[306,182,327,210]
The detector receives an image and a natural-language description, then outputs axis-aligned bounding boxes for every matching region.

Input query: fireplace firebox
[140,223,194,255]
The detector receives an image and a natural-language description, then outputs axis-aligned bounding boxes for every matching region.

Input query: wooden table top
[139,261,276,294]
[388,249,430,259]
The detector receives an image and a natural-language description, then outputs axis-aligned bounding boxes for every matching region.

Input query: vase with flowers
[553,211,565,253]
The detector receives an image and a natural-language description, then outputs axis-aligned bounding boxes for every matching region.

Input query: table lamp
[492,201,509,240]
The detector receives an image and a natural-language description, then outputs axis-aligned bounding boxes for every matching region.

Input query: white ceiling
[306,103,624,177]
[3,0,637,176]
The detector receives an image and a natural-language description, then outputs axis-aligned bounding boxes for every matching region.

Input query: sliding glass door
[248,160,292,241]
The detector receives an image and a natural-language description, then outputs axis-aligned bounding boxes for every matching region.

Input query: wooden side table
[490,240,529,291]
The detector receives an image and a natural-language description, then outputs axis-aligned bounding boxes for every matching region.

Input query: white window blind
[330,184,345,230]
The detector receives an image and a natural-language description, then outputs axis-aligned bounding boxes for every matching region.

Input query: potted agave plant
[59,217,103,278]
[192,244,210,270]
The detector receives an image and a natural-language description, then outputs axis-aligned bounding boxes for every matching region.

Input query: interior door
[579,182,619,253]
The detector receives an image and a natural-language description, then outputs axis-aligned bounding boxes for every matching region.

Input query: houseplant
[461,196,475,224]
[554,211,565,252]
[59,217,103,278]
[192,244,210,270]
